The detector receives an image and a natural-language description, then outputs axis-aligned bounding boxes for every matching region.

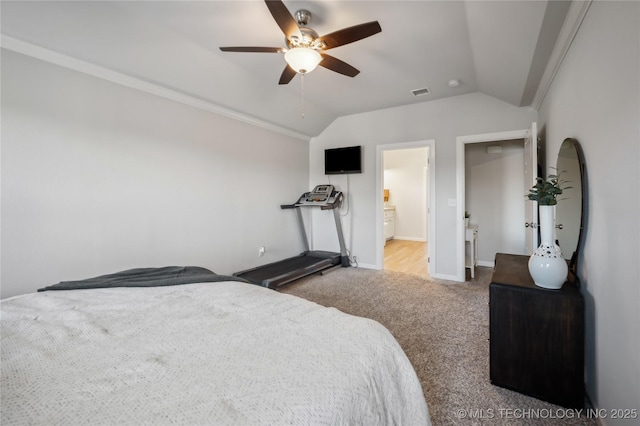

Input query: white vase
[528,205,568,289]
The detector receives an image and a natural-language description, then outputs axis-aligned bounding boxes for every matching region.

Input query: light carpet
[279,267,597,425]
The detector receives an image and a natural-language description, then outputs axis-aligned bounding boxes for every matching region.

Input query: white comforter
[1,281,430,425]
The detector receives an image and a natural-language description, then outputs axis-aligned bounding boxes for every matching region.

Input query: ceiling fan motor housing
[287,27,320,48]
[295,9,311,26]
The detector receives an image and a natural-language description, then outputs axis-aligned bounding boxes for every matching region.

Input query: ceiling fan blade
[220,47,283,53]
[278,65,297,85]
[319,54,360,77]
[264,0,301,41]
[317,21,382,50]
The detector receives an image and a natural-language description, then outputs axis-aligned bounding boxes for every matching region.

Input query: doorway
[455,124,538,282]
[376,140,435,276]
[465,139,527,266]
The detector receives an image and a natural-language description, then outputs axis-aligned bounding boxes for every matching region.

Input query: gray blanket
[38,266,248,292]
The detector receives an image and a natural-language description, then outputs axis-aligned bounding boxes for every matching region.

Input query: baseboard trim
[353,263,459,283]
[353,263,378,270]
[430,273,459,282]
[392,237,427,242]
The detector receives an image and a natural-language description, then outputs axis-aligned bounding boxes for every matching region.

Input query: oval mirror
[555,138,585,280]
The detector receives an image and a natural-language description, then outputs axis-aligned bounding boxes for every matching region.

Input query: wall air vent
[410,87,431,97]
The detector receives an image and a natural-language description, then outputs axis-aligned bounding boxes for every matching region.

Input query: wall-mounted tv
[324,145,362,175]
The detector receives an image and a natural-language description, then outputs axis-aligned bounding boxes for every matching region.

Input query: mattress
[1,281,430,425]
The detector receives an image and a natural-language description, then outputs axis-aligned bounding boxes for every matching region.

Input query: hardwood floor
[383,239,429,276]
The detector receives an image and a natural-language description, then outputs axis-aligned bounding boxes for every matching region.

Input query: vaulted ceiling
[1,1,571,138]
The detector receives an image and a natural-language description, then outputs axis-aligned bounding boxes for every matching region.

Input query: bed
[1,267,431,425]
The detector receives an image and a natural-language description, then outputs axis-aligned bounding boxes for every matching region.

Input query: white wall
[465,140,527,263]
[309,93,536,277]
[383,148,428,241]
[537,1,639,421]
[1,50,309,299]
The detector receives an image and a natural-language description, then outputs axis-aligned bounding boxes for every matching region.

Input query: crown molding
[532,0,593,110]
[1,35,311,142]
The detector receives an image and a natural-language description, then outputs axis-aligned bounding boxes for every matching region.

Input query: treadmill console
[290,184,342,208]
[304,185,334,203]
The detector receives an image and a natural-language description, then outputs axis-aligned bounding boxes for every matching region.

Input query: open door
[457,125,537,281]
[524,122,539,254]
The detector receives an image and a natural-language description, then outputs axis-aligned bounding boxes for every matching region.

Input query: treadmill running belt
[235,254,336,288]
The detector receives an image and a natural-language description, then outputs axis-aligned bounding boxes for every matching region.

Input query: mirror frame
[557,138,586,285]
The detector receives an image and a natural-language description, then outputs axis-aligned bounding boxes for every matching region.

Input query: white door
[524,122,539,254]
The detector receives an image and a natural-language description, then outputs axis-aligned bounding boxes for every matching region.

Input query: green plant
[526,170,572,206]
[464,211,470,219]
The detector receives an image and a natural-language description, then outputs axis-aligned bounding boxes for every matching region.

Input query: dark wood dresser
[489,253,585,408]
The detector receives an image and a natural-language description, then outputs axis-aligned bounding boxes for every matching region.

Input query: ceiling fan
[219,0,382,85]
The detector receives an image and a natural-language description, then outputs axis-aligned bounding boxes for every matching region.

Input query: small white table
[465,224,478,278]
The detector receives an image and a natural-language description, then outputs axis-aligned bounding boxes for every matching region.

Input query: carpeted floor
[279,267,597,425]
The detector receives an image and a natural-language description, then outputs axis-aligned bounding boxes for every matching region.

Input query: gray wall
[309,92,536,278]
[537,1,639,421]
[1,50,309,298]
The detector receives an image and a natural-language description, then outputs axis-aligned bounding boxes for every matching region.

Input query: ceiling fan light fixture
[285,47,322,74]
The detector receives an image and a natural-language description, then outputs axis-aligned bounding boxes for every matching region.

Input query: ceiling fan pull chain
[300,73,305,118]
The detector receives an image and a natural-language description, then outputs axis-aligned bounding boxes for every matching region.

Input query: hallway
[383,240,428,276]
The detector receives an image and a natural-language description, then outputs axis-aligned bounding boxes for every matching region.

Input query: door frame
[376,139,436,275]
[455,129,530,282]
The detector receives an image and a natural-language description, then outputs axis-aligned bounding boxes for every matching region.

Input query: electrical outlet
[258,246,265,257]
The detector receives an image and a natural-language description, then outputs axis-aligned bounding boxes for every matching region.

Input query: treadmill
[233,185,350,289]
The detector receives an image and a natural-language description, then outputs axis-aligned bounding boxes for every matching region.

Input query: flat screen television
[324,145,362,175]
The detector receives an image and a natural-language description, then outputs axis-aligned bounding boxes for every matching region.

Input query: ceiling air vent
[411,87,431,97]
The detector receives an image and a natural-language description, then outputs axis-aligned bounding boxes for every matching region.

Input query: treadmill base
[233,251,346,289]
